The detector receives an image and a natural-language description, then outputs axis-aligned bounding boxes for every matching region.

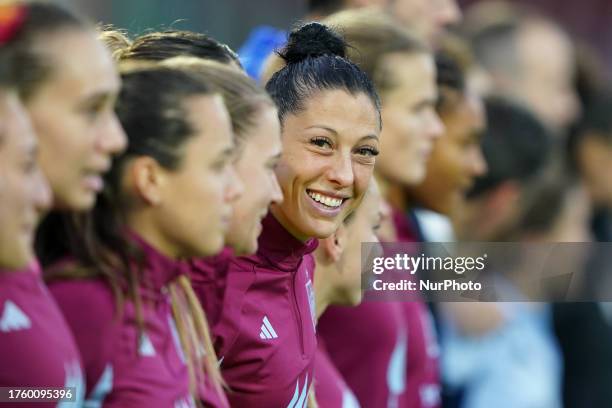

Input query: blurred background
[63,0,612,69]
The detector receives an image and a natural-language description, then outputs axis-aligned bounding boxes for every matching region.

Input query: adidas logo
[0,300,31,332]
[259,315,278,340]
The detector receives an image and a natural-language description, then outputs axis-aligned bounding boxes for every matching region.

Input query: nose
[559,89,581,129]
[327,151,354,188]
[469,146,488,177]
[97,113,127,156]
[269,173,284,205]
[380,198,393,223]
[437,0,462,27]
[428,110,445,141]
[225,164,244,204]
[33,167,52,215]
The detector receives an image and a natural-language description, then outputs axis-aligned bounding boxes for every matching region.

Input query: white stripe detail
[342,388,361,408]
[263,316,278,337]
[0,300,31,332]
[58,360,85,408]
[261,323,273,339]
[84,364,113,408]
[287,381,300,408]
[287,375,309,408]
[296,375,309,408]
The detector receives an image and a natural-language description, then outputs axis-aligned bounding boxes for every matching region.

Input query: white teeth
[308,191,343,208]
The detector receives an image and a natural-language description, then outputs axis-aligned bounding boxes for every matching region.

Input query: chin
[234,240,257,256]
[410,167,427,185]
[200,236,225,257]
[339,288,363,307]
[307,219,341,240]
[349,291,363,306]
[2,251,32,271]
[65,190,96,212]
[394,169,423,188]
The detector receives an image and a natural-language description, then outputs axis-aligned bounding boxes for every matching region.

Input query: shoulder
[210,256,261,359]
[48,278,117,324]
[48,278,120,397]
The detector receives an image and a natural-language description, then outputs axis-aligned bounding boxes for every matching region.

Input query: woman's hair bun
[280,22,347,64]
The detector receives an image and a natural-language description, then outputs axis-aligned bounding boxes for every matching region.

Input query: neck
[269,205,310,243]
[0,263,32,274]
[127,209,178,259]
[313,256,334,319]
[377,173,409,210]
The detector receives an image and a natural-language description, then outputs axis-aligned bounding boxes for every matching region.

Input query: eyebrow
[221,146,236,159]
[414,96,438,111]
[80,90,115,107]
[24,142,38,159]
[305,125,379,141]
[470,129,486,142]
[269,152,282,161]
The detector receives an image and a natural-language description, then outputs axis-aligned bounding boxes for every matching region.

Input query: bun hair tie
[280,22,347,64]
[0,4,28,46]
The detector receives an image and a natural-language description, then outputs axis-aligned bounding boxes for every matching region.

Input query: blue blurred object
[238,25,287,81]
[441,298,563,408]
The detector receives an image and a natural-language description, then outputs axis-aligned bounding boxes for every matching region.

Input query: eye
[355,146,379,157]
[310,137,333,149]
[22,159,36,174]
[82,101,105,121]
[212,155,231,173]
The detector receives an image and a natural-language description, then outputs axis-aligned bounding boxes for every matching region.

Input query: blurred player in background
[46,65,240,407]
[312,181,385,407]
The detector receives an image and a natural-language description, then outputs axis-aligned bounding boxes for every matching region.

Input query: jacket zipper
[291,270,305,358]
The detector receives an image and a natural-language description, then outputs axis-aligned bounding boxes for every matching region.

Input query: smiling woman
[204,21,382,408]
[266,22,382,241]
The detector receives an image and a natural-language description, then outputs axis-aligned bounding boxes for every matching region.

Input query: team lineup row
[1,0,597,407]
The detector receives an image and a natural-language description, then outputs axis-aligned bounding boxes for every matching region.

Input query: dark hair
[266,22,381,127]
[567,89,612,171]
[41,66,225,397]
[572,90,612,142]
[469,96,552,197]
[513,163,578,237]
[436,32,474,95]
[436,53,465,92]
[7,2,88,101]
[162,57,275,149]
[118,30,241,68]
[113,67,215,170]
[435,52,466,113]
[307,0,346,15]
[323,9,428,95]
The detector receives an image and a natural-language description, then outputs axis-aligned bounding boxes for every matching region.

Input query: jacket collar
[255,212,318,272]
[129,233,191,294]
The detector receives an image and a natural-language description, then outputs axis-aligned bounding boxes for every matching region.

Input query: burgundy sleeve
[48,279,118,397]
